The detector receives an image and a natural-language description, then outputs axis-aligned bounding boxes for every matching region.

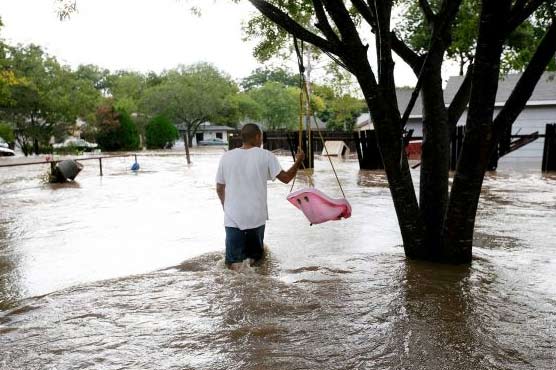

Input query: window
[216,132,223,139]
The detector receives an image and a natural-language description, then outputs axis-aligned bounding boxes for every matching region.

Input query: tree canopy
[139,63,238,144]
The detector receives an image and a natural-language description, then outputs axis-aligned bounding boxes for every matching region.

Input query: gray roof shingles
[444,71,556,104]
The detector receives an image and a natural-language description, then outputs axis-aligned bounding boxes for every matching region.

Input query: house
[304,116,327,131]
[445,71,556,165]
[176,123,235,146]
[356,87,423,133]
[356,72,556,165]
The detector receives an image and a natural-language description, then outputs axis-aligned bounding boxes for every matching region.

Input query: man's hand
[216,183,225,208]
[277,149,305,184]
[295,149,305,163]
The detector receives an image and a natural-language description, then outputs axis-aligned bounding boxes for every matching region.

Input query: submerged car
[198,138,226,146]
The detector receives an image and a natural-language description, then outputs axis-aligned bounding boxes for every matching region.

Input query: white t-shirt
[216,147,283,230]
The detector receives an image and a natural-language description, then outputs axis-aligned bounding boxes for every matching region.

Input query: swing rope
[291,36,347,199]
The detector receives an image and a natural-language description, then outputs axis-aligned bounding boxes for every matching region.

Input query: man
[216,123,304,270]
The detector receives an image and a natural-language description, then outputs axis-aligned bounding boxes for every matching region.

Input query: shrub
[0,122,15,143]
[95,105,140,151]
[118,110,140,150]
[145,115,179,149]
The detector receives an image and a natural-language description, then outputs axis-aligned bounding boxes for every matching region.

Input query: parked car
[0,137,15,156]
[53,138,98,150]
[198,138,226,146]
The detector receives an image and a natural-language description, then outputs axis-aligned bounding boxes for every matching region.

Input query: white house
[356,87,422,133]
[445,72,556,165]
[356,72,556,166]
[176,122,235,146]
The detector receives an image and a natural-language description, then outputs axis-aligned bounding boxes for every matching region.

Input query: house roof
[358,72,556,127]
[176,123,235,131]
[444,71,556,105]
[357,88,423,128]
[396,87,423,117]
[198,125,235,132]
[305,116,326,131]
[240,118,326,131]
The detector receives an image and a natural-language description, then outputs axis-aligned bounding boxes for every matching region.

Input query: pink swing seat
[287,187,352,225]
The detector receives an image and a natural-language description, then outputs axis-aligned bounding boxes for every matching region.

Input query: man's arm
[216,183,225,207]
[276,150,305,184]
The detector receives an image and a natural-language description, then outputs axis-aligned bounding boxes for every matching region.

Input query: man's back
[216,147,282,230]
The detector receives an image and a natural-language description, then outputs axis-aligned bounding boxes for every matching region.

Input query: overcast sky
[0,0,425,86]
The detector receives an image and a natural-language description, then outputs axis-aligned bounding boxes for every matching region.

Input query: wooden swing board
[287,187,352,225]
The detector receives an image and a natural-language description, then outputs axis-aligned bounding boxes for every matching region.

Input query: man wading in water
[216,123,304,271]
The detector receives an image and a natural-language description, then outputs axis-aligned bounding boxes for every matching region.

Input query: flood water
[0,150,555,369]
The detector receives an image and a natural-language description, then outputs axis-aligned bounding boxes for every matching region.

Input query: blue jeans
[225,225,265,264]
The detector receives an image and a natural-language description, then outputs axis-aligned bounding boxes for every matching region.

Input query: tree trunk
[187,126,194,147]
[355,69,425,258]
[33,138,39,155]
[443,0,511,263]
[419,53,451,260]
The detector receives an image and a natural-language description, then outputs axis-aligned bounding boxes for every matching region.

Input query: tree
[228,93,263,123]
[248,81,299,130]
[118,110,140,150]
[95,104,140,151]
[399,0,555,75]
[310,83,365,131]
[145,115,179,149]
[241,67,299,90]
[106,71,147,114]
[0,44,101,155]
[323,94,366,132]
[140,63,238,145]
[0,121,15,143]
[245,0,556,264]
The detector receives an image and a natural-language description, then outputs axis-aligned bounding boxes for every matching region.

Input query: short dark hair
[241,123,262,143]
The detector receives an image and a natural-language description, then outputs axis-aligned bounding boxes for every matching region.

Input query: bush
[0,122,15,143]
[118,111,140,150]
[95,106,140,151]
[145,115,179,149]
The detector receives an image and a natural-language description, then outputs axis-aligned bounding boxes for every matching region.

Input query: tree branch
[351,0,376,30]
[321,0,364,46]
[419,0,436,24]
[391,32,422,72]
[493,20,556,136]
[507,0,549,33]
[352,0,421,71]
[447,64,473,131]
[311,0,341,45]
[247,0,338,55]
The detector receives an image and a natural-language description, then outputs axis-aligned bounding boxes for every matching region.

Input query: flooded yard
[0,150,555,369]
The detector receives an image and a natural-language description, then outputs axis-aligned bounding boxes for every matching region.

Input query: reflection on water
[1,152,555,369]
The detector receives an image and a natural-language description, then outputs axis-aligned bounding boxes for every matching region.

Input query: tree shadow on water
[389,260,485,370]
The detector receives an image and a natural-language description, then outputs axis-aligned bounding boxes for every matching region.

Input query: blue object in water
[131,162,140,171]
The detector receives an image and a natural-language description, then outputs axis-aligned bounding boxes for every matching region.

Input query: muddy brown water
[0,151,555,369]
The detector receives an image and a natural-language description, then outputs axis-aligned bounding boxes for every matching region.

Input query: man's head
[241,123,263,147]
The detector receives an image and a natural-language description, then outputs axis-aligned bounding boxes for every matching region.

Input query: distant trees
[0,43,101,155]
[240,67,299,90]
[240,70,364,131]
[140,63,238,146]
[0,12,367,156]
[247,82,298,130]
